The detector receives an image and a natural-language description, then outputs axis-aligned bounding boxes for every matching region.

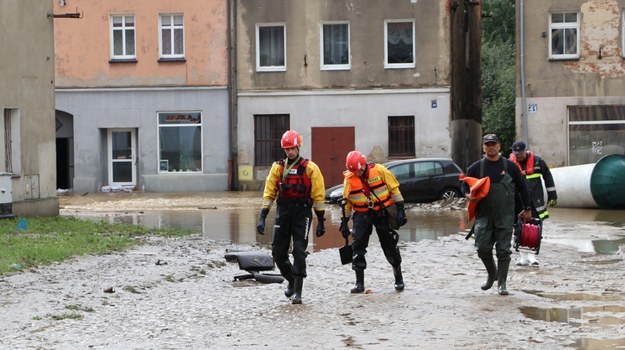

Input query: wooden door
[311,126,355,188]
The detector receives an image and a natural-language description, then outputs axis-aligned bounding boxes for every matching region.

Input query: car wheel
[439,187,461,201]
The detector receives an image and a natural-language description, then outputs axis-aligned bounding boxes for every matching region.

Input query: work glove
[256,208,269,235]
[547,191,558,207]
[339,217,351,238]
[548,193,558,207]
[315,210,326,237]
[395,201,408,227]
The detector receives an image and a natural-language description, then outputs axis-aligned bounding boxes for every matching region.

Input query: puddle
[520,305,625,326]
[523,291,624,302]
[592,238,625,255]
[62,206,469,251]
[572,338,625,349]
[60,194,625,255]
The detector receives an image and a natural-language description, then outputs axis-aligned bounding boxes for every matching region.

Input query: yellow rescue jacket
[344,164,396,213]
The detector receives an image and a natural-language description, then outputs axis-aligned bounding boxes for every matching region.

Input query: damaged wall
[516,0,625,167]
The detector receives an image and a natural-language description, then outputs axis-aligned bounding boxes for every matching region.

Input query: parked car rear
[325,158,465,203]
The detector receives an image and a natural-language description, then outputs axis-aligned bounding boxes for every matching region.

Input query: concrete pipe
[550,154,625,209]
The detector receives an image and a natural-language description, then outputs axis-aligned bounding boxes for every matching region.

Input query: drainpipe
[227,0,239,190]
[519,0,529,147]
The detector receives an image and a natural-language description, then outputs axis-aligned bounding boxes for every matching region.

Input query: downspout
[519,0,529,147]
[227,0,239,190]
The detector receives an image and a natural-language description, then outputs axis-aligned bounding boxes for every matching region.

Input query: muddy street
[0,192,624,349]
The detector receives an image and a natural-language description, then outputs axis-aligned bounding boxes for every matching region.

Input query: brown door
[311,126,355,188]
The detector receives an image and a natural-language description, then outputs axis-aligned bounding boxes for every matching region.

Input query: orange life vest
[509,151,535,176]
[346,164,394,212]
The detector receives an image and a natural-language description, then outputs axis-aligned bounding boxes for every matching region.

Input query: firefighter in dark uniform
[509,141,558,266]
[256,130,326,305]
[462,134,532,295]
[339,150,407,294]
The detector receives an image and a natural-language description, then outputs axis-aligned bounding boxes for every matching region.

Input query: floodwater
[4,191,620,349]
[59,192,625,256]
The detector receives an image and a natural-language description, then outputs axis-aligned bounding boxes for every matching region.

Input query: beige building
[0,0,58,216]
[54,0,230,192]
[233,0,481,188]
[516,0,625,167]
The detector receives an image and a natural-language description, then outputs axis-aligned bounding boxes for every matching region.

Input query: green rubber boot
[480,257,498,291]
[497,259,510,296]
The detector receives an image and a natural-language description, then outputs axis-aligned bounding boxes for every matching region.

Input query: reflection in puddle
[523,291,625,302]
[520,305,625,326]
[63,207,469,251]
[62,204,625,255]
[572,338,625,350]
[592,238,625,255]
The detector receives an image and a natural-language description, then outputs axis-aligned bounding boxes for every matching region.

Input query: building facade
[54,0,230,192]
[0,0,58,216]
[233,0,476,188]
[516,0,625,167]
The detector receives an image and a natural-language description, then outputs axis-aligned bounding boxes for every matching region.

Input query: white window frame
[384,19,415,69]
[256,23,287,72]
[110,15,136,60]
[320,21,351,71]
[157,111,203,173]
[548,12,580,60]
[159,14,185,59]
[1,108,21,175]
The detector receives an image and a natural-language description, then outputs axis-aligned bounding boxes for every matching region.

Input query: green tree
[481,0,516,154]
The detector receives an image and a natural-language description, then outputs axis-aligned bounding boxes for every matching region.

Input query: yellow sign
[238,165,253,181]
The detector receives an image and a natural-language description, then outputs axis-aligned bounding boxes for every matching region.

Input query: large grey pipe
[549,155,625,209]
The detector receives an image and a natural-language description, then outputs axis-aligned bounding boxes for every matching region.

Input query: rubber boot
[497,259,510,296]
[350,270,365,294]
[480,257,498,291]
[393,265,404,291]
[291,277,303,304]
[284,276,294,298]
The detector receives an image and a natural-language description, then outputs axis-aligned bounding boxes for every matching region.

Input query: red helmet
[280,130,303,149]
[346,151,367,172]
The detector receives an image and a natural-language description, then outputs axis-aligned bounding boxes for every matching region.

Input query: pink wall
[53,0,228,87]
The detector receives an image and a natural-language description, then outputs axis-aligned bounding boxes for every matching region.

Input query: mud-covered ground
[0,193,624,350]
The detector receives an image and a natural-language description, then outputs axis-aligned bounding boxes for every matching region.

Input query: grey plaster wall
[516,0,625,166]
[56,87,230,193]
[0,0,58,216]
[236,0,451,90]
[237,88,452,180]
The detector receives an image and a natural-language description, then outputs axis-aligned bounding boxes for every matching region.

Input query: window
[158,112,201,172]
[321,22,350,70]
[1,109,21,174]
[549,12,579,60]
[384,20,415,68]
[390,163,411,180]
[388,116,415,157]
[256,23,286,72]
[568,105,625,165]
[254,114,290,166]
[110,15,135,60]
[159,14,184,59]
[414,161,442,177]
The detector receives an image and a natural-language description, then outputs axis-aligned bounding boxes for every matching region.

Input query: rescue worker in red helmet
[256,130,326,304]
[509,141,558,266]
[339,150,407,293]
